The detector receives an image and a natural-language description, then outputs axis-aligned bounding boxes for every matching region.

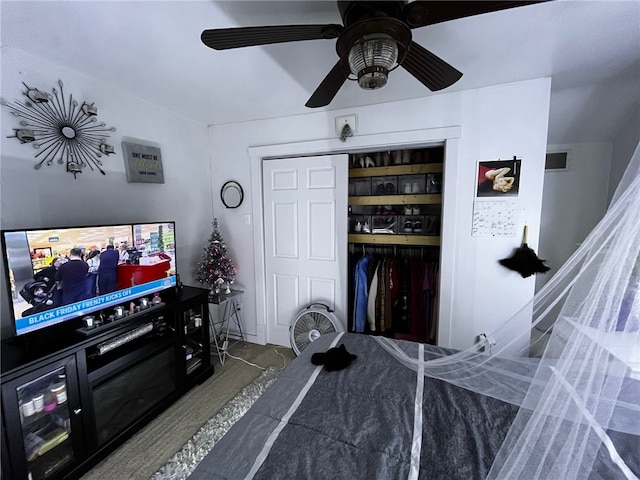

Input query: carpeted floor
[151,366,281,480]
[80,341,295,480]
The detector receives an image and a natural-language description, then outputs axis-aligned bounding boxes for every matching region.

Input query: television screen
[2,222,177,336]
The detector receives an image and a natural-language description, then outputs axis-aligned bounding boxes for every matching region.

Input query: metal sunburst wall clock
[1,80,117,179]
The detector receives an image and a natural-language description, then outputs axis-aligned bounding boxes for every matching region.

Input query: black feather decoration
[499,226,550,278]
[311,344,357,371]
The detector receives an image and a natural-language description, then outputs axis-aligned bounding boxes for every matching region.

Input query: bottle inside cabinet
[183,307,205,375]
[17,367,74,480]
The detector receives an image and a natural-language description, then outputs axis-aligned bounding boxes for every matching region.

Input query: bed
[187,332,639,480]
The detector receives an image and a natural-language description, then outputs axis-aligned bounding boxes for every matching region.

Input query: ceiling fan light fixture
[348,34,398,90]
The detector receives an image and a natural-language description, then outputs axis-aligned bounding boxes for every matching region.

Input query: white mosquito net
[376,142,640,479]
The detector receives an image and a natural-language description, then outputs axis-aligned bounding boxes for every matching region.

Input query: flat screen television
[2,222,177,337]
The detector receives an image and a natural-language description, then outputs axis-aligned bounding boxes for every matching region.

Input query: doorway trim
[249,126,462,346]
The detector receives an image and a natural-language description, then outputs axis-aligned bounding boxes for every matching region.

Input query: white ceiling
[1,0,639,145]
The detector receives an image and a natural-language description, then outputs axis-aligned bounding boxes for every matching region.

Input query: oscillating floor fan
[289,303,343,356]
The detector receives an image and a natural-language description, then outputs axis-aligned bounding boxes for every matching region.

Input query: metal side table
[208,290,246,365]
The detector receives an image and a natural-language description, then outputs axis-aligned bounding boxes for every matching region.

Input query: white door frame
[249,126,462,346]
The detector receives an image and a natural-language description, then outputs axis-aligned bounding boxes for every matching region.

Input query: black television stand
[75,301,166,337]
[1,286,213,480]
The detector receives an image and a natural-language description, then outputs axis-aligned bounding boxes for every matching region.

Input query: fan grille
[291,309,340,355]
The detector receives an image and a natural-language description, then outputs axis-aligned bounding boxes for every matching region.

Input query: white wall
[454,81,550,350]
[0,45,553,349]
[535,143,612,297]
[609,107,640,204]
[209,78,551,350]
[534,119,639,327]
[0,47,213,337]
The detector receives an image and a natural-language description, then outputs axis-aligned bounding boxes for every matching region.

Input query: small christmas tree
[195,219,237,293]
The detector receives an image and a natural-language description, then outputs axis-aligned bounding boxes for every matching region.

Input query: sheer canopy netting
[376,143,640,479]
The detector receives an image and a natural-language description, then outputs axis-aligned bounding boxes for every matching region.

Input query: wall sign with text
[122,141,164,184]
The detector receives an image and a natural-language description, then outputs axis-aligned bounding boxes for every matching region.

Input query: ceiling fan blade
[401,41,463,91]
[306,61,350,108]
[403,1,546,28]
[201,24,342,50]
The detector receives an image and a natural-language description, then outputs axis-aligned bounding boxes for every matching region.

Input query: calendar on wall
[472,200,517,237]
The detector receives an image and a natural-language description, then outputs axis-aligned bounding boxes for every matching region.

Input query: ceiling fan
[201,1,543,108]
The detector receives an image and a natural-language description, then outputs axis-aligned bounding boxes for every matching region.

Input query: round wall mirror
[221,180,244,209]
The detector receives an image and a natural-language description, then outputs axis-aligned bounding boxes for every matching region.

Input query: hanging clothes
[384,258,399,333]
[393,258,411,334]
[367,261,380,332]
[352,254,372,333]
[410,259,427,339]
[348,246,439,343]
[427,262,440,344]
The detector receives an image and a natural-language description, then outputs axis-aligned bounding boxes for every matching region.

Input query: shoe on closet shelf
[427,174,442,193]
[385,182,396,194]
[413,220,423,233]
[354,221,362,233]
[402,220,414,233]
[362,221,371,233]
[373,217,396,234]
[382,205,396,215]
[404,205,412,215]
[403,183,412,194]
[424,216,434,234]
[411,182,422,194]
[365,156,375,168]
[425,216,440,235]
[412,206,421,215]
[376,183,386,194]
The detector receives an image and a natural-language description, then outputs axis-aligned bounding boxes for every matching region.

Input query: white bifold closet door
[262,154,348,347]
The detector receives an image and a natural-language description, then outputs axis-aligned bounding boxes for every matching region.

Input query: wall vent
[545,152,568,170]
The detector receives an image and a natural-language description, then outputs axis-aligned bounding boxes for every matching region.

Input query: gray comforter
[188,332,519,480]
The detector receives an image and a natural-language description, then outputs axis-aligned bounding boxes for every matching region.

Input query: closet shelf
[348,234,440,246]
[349,194,442,205]
[349,164,443,177]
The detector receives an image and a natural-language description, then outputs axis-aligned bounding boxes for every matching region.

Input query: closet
[347,146,444,344]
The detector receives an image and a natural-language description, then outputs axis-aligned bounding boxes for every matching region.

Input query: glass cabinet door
[182,303,209,377]
[2,417,13,480]
[4,356,82,480]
